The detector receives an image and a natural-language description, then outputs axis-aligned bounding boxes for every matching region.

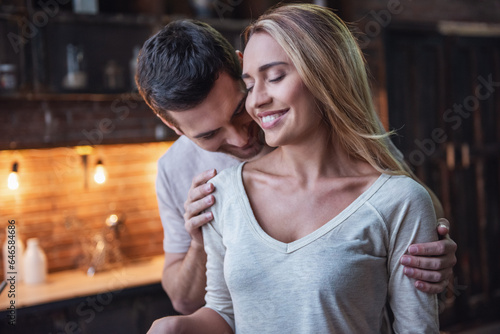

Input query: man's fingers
[192,169,217,188]
[185,193,215,217]
[186,211,213,234]
[408,238,457,257]
[437,217,450,229]
[437,218,450,237]
[413,279,449,294]
[401,254,440,271]
[189,181,215,201]
[184,169,216,213]
[402,265,451,282]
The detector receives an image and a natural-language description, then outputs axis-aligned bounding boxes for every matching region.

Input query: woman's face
[242,32,322,148]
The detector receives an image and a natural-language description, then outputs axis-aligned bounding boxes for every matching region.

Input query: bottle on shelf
[23,238,48,285]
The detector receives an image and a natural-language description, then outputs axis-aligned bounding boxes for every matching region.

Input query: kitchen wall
[0,141,173,280]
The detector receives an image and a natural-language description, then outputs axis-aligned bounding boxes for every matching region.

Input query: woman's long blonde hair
[244,4,408,176]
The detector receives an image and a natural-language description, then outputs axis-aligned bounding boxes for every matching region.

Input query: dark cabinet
[0,1,249,150]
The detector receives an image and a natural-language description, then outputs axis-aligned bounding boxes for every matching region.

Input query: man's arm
[147,307,233,334]
[160,169,218,314]
[162,246,207,315]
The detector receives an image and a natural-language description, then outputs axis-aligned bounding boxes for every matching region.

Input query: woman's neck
[263,125,375,185]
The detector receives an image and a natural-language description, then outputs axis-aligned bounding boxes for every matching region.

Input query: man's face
[166,72,267,161]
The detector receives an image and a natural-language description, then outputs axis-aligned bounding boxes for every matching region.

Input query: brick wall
[0,142,173,279]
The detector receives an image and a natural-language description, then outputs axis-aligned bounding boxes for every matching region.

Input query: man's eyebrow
[241,61,288,79]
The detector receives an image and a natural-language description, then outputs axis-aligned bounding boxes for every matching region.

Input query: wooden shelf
[0,92,143,102]
[49,11,161,26]
[0,255,164,309]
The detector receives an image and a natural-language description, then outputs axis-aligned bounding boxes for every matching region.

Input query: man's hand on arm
[400,218,458,294]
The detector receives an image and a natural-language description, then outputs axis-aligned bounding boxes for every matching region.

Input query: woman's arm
[387,179,440,333]
[400,160,457,293]
[147,307,233,334]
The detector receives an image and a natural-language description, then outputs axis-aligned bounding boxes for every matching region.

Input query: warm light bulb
[8,172,19,190]
[7,162,19,190]
[94,160,106,184]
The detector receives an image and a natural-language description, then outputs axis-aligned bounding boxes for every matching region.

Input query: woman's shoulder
[382,174,430,200]
[370,174,436,219]
[210,162,244,201]
[211,162,242,185]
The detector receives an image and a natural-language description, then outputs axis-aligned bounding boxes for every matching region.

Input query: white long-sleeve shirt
[203,162,439,333]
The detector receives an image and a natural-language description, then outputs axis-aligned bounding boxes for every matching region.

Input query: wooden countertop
[0,255,164,309]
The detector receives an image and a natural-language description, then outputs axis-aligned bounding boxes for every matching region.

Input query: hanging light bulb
[8,162,19,190]
[94,159,106,184]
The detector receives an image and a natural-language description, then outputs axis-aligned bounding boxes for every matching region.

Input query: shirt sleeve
[156,158,192,254]
[385,178,440,333]
[202,220,235,332]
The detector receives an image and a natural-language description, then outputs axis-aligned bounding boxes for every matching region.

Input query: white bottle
[23,238,47,285]
[3,227,24,283]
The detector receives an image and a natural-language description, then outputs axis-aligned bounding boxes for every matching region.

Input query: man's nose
[225,125,248,147]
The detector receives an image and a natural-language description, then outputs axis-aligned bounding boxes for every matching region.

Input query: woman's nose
[248,83,272,110]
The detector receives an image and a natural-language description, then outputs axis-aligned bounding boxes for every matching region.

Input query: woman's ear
[236,50,243,68]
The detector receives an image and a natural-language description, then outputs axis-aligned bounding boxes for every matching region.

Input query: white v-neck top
[202,162,439,333]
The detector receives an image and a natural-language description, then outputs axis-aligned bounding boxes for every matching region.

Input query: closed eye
[269,74,285,83]
[199,131,217,140]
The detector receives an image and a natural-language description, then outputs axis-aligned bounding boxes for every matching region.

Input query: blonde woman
[148,4,439,333]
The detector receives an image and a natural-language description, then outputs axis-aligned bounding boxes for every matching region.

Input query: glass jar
[0,64,17,91]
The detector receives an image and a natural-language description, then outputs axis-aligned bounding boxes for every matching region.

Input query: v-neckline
[234,162,390,254]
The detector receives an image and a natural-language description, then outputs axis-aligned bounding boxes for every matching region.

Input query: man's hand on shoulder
[184,169,218,246]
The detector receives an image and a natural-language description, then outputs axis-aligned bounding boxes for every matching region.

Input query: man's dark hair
[136,20,241,128]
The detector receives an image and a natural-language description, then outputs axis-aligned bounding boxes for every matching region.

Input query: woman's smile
[258,109,289,129]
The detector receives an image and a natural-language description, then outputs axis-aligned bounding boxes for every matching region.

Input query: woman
[149,4,439,333]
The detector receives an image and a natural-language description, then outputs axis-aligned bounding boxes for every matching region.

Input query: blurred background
[0,0,499,333]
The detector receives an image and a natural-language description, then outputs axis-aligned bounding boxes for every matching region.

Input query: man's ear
[236,50,243,68]
[158,115,183,136]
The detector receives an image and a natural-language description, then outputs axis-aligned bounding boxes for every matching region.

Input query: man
[136,19,457,315]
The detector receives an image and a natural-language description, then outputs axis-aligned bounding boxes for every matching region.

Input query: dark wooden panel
[385,27,500,329]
